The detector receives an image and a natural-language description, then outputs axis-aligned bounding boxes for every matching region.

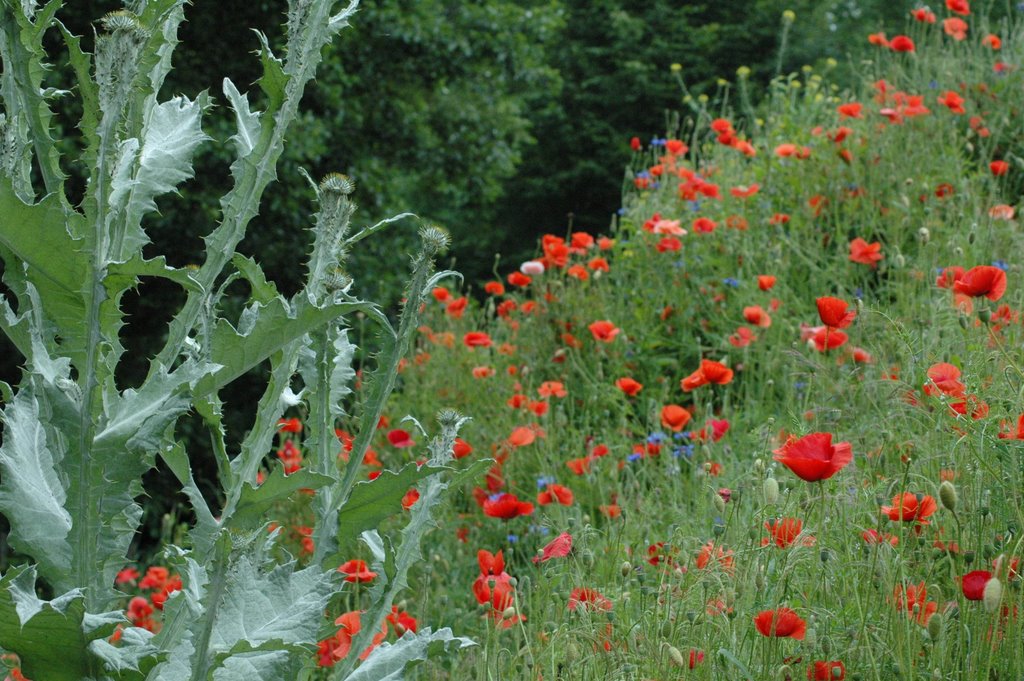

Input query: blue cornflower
[627,452,643,462]
[723,277,740,288]
[647,432,667,445]
[992,260,1009,271]
[536,475,555,490]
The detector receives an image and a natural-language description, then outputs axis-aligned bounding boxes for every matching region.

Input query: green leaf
[89,626,164,678]
[0,388,73,579]
[0,180,91,367]
[345,628,475,681]
[0,566,122,680]
[229,466,334,532]
[232,254,280,304]
[329,329,356,418]
[194,297,383,398]
[331,462,450,561]
[160,443,220,561]
[717,648,754,678]
[108,254,203,294]
[222,78,261,163]
[107,94,211,260]
[210,644,308,681]
[210,557,335,651]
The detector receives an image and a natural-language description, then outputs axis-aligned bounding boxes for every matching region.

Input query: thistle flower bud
[101,10,148,36]
[983,577,1003,612]
[319,172,355,196]
[419,225,451,256]
[939,480,958,511]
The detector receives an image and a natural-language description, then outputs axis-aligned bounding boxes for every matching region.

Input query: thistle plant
[0,1,472,678]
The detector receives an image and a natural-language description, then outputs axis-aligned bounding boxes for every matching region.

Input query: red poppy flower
[943,17,968,40]
[882,492,938,524]
[660,404,692,431]
[568,587,612,611]
[816,297,856,329]
[338,559,378,583]
[729,326,757,347]
[483,493,534,519]
[810,327,849,352]
[989,160,1009,176]
[773,432,853,481]
[484,281,505,296]
[452,437,473,459]
[277,417,303,433]
[938,90,966,114]
[837,102,862,118]
[463,332,492,348]
[952,265,1007,301]
[912,8,936,22]
[681,359,733,391]
[924,362,966,397]
[537,483,574,506]
[946,0,970,15]
[615,377,643,396]
[588,320,621,342]
[893,582,938,625]
[533,532,573,563]
[998,414,1024,440]
[764,518,809,548]
[889,35,915,51]
[507,271,532,287]
[401,488,419,510]
[848,237,883,267]
[753,607,806,639]
[962,570,992,600]
[757,275,777,291]
[387,429,415,448]
[695,541,734,571]
[743,305,772,327]
[808,661,846,680]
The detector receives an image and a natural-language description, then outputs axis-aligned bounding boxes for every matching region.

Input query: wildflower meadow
[1,1,1024,680]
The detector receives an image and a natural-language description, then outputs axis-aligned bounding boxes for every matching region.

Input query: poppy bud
[958,314,969,329]
[917,227,930,244]
[804,626,817,646]
[666,644,685,667]
[502,606,517,619]
[983,577,1003,612]
[508,576,518,588]
[927,612,942,641]
[894,254,905,268]
[566,642,580,662]
[621,561,632,577]
[713,491,726,514]
[782,9,796,23]
[581,550,595,568]
[939,481,958,511]
[763,477,780,505]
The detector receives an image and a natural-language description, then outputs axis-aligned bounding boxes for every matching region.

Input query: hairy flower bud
[939,480,957,512]
[763,476,780,505]
[983,577,1003,612]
